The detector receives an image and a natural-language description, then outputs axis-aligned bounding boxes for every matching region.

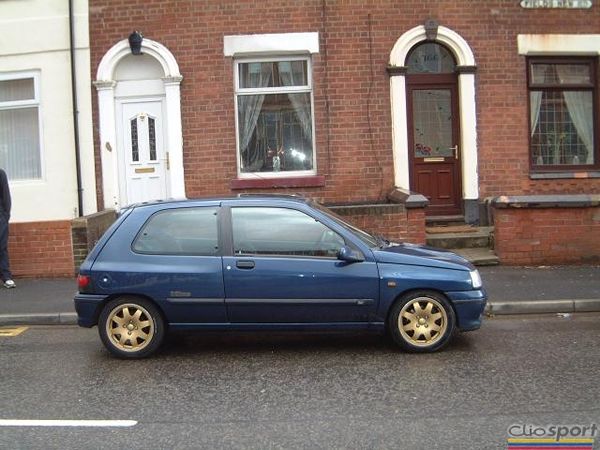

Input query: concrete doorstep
[1,299,600,326]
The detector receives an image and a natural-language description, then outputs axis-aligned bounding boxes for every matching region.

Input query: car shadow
[155,330,476,358]
[160,330,393,356]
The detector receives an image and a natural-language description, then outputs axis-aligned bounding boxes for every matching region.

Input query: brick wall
[88,0,600,207]
[329,204,426,244]
[8,221,74,278]
[494,206,600,265]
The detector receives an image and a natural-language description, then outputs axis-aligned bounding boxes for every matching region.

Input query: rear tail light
[78,274,91,290]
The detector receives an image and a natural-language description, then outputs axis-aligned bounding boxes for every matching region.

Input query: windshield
[310,201,380,248]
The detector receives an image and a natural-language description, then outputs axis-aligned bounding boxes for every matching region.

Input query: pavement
[0,265,599,326]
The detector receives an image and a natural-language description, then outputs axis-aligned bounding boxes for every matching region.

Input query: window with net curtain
[0,75,42,180]
[235,58,314,176]
[528,58,596,169]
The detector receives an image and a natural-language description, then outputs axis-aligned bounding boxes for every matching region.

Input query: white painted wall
[0,0,96,222]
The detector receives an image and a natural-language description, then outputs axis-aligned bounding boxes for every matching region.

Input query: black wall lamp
[128,31,144,55]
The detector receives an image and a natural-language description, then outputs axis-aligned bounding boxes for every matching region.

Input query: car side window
[133,207,219,255]
[231,207,345,257]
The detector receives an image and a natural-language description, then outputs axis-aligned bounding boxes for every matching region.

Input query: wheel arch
[94,293,168,329]
[385,287,457,329]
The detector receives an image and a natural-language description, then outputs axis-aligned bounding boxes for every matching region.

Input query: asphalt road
[0,315,599,449]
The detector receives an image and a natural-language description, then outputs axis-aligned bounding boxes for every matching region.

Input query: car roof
[124,194,311,210]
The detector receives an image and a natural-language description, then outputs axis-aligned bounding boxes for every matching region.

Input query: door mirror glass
[337,245,364,263]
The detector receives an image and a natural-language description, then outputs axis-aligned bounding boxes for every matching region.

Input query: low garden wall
[328,189,428,244]
[493,195,600,265]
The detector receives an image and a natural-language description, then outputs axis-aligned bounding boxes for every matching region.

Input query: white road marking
[0,420,137,427]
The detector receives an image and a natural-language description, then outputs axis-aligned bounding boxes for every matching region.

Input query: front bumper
[74,294,108,327]
[446,289,487,331]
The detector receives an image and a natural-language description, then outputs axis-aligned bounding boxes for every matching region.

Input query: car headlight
[470,269,482,289]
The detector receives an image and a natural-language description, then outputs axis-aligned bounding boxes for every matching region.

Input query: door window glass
[406,43,456,74]
[148,117,157,161]
[232,207,345,257]
[130,118,139,162]
[133,207,219,255]
[412,89,453,157]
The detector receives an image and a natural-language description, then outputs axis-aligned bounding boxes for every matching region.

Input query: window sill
[230,175,326,190]
[530,171,600,180]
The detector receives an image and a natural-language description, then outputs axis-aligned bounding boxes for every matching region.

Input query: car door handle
[236,260,255,269]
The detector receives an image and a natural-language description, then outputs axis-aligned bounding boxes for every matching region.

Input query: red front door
[407,80,462,216]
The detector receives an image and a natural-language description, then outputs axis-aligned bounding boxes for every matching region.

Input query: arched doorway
[95,38,185,209]
[389,25,479,222]
[406,42,461,216]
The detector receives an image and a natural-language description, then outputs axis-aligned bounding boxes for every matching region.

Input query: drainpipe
[69,0,84,217]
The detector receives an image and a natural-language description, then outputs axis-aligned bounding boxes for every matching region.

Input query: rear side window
[133,207,219,255]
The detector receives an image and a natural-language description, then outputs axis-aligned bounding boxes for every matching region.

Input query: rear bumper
[74,294,108,327]
[446,289,487,331]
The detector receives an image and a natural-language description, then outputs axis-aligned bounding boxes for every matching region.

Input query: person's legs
[0,214,13,284]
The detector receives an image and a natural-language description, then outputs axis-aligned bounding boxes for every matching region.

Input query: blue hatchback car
[75,195,486,358]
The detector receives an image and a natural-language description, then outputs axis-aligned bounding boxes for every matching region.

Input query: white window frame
[0,71,44,182]
[234,55,317,179]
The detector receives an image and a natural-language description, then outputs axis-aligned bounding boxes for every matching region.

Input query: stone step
[450,247,500,266]
[426,226,494,249]
[425,215,465,227]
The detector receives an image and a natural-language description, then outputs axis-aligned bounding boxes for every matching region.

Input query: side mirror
[337,245,365,263]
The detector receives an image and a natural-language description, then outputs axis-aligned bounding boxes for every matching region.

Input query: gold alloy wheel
[398,297,447,347]
[105,303,155,352]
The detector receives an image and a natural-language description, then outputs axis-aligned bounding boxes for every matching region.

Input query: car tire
[98,296,165,359]
[388,290,456,353]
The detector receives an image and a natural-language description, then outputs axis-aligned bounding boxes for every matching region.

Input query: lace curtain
[238,64,271,172]
[530,65,594,164]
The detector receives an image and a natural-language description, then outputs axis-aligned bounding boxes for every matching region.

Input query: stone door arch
[95,38,185,209]
[389,25,479,221]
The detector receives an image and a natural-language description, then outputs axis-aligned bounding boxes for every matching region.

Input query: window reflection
[238,93,313,173]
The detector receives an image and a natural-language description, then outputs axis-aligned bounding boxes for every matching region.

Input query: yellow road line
[0,326,29,337]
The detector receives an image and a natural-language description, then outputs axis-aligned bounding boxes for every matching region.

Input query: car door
[222,204,379,323]
[100,204,228,324]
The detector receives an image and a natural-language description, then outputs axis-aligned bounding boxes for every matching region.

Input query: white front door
[119,100,168,205]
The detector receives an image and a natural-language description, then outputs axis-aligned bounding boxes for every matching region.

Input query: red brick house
[82,0,600,267]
